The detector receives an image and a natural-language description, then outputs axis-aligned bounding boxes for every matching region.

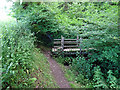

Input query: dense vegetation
[1,1,120,89]
[1,19,35,88]
[1,18,58,88]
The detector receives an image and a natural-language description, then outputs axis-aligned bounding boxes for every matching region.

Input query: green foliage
[75,74,90,86]
[107,70,118,89]
[59,60,93,88]
[56,2,119,89]
[1,20,35,88]
[10,2,120,88]
[54,56,71,65]
[1,19,58,88]
[11,2,63,46]
[93,66,108,88]
[72,56,91,79]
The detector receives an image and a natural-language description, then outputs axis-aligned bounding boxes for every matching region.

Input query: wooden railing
[51,35,97,55]
[52,35,83,54]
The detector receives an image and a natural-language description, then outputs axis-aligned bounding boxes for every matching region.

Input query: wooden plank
[52,48,96,52]
[54,41,79,44]
[64,46,78,48]
[54,39,61,41]
[54,45,78,48]
[64,41,77,43]
[54,39,77,41]
[64,48,80,51]
[52,48,83,52]
[54,41,61,44]
[54,38,99,41]
[64,41,78,44]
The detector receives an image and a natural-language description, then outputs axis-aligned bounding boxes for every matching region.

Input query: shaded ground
[43,51,70,88]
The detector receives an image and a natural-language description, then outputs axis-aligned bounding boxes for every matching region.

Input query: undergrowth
[1,19,35,88]
[1,18,58,88]
[58,63,93,88]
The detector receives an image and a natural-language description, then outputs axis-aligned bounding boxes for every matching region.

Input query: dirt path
[43,51,70,88]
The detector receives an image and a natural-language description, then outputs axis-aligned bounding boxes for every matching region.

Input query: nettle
[1,21,36,88]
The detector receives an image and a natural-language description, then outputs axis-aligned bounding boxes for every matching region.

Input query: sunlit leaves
[1,20,35,88]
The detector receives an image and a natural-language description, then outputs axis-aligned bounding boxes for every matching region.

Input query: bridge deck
[52,48,95,52]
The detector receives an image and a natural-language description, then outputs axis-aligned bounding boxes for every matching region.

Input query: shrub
[72,56,92,79]
[11,2,63,46]
[93,66,108,89]
[107,70,118,89]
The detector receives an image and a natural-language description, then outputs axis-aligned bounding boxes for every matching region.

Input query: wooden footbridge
[51,35,95,55]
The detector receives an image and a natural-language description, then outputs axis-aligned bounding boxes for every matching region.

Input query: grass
[31,48,59,88]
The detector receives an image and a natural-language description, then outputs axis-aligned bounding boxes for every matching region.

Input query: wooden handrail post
[61,35,64,52]
[80,37,82,55]
[61,35,64,56]
[77,35,79,47]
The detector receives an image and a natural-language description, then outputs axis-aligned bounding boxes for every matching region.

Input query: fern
[93,66,108,89]
[107,70,118,89]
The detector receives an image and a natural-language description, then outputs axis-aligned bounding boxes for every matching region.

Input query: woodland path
[43,50,70,88]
